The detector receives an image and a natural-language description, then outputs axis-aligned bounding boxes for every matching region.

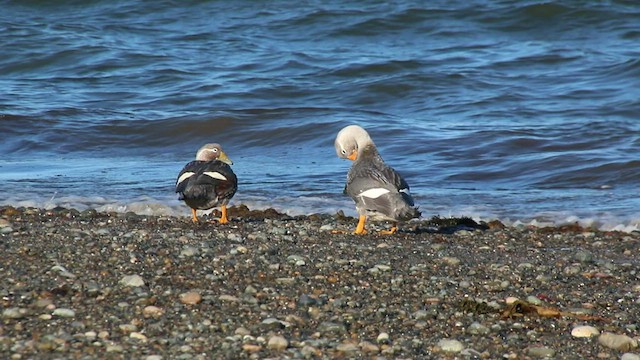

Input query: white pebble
[621,354,640,360]
[119,274,145,287]
[52,308,75,318]
[571,325,600,338]
[438,339,464,353]
[598,332,638,351]
[267,335,288,351]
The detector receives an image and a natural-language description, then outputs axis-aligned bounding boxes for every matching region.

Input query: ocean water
[1,0,640,231]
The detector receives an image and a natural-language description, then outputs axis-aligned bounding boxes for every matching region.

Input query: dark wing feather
[176,160,237,203]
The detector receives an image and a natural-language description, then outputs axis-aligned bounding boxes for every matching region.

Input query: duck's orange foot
[379,226,398,235]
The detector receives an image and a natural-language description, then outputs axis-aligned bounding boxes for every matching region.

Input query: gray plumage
[335,125,420,223]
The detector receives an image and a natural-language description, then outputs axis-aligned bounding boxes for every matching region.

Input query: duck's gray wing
[346,161,419,221]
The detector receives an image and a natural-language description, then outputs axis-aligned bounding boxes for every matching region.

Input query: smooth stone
[574,250,594,263]
[375,264,391,272]
[525,295,543,305]
[227,233,242,242]
[119,275,145,287]
[219,294,240,303]
[130,332,148,341]
[179,291,202,305]
[376,332,390,344]
[442,256,461,266]
[317,321,346,335]
[527,346,556,358]
[336,342,358,352]
[234,327,251,336]
[467,322,490,335]
[52,308,75,318]
[359,341,380,353]
[0,226,12,234]
[437,339,464,353]
[261,318,290,329]
[180,246,198,257]
[142,306,165,318]
[2,307,28,319]
[267,335,288,351]
[145,356,163,360]
[571,325,600,338]
[119,324,138,334]
[621,354,640,360]
[598,332,638,351]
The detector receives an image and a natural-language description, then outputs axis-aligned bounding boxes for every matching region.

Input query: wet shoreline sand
[1,205,639,359]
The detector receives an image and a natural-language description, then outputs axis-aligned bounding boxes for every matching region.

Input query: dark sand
[1,205,639,359]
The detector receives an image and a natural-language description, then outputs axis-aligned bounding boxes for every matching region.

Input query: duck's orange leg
[354,215,367,235]
[379,223,398,235]
[191,208,199,223]
[219,205,229,224]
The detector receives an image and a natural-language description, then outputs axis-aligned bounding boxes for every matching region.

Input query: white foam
[1,193,639,233]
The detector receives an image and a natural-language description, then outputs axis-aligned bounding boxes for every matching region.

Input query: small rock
[267,335,288,351]
[2,307,28,319]
[375,264,391,272]
[526,295,543,306]
[319,224,334,231]
[106,344,124,352]
[235,327,251,336]
[227,233,242,242]
[442,256,461,266]
[180,246,198,257]
[179,291,202,305]
[621,354,640,360]
[242,344,262,353]
[437,339,464,353]
[336,342,359,352]
[130,332,148,341]
[317,321,346,335]
[52,308,75,318]
[0,226,12,234]
[145,356,163,360]
[119,324,138,334]
[142,306,165,318]
[574,250,594,263]
[598,332,638,351]
[359,341,380,353]
[119,275,145,287]
[527,346,556,358]
[50,265,76,278]
[219,294,240,303]
[376,332,390,344]
[467,322,490,335]
[261,318,290,329]
[571,325,600,338]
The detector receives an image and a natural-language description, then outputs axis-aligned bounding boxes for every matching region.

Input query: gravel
[1,205,639,359]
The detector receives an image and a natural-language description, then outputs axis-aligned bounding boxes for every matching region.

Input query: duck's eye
[212,148,218,152]
[341,149,347,155]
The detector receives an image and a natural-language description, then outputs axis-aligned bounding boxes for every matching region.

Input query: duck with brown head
[175,143,237,224]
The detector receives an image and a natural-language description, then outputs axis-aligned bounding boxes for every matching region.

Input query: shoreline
[1,205,639,359]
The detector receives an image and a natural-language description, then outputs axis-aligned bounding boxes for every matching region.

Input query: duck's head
[195,143,233,165]
[334,125,374,161]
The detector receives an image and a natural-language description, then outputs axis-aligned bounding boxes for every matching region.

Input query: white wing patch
[203,171,227,181]
[359,188,391,199]
[176,172,195,185]
[399,188,410,195]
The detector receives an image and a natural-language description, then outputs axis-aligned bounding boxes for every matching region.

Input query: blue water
[2,1,640,230]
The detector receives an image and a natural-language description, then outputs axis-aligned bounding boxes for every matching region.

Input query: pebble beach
[1,205,639,359]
